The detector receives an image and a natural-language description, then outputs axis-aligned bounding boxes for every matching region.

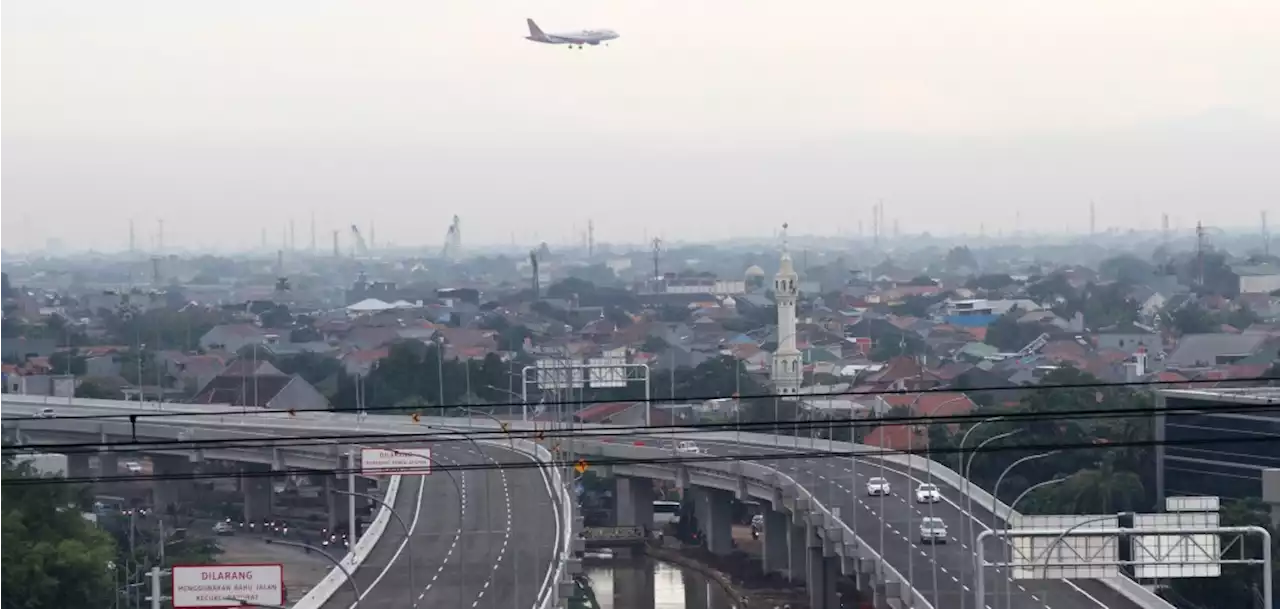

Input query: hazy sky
[4,0,1279,252]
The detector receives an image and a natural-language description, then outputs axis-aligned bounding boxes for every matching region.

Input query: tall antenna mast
[1263,210,1270,257]
[1089,201,1096,237]
[651,237,662,279]
[1162,213,1170,247]
[157,219,165,253]
[1196,221,1206,287]
[332,230,340,258]
[128,220,136,254]
[289,219,296,252]
[587,219,595,257]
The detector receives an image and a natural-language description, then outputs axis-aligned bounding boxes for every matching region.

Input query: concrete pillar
[152,455,194,516]
[613,558,655,609]
[68,453,92,479]
[763,509,790,575]
[242,466,272,523]
[824,556,841,609]
[1262,469,1280,528]
[683,570,709,609]
[97,452,118,477]
[323,475,339,532]
[807,547,826,609]
[788,523,808,583]
[691,487,734,555]
[615,477,655,529]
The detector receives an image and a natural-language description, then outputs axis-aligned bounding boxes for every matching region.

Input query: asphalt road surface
[686,436,1141,609]
[322,441,559,609]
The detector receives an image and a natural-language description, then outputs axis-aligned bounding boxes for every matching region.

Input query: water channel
[585,558,738,609]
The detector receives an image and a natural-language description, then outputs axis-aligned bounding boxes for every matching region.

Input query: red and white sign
[172,564,283,608]
[361,447,432,476]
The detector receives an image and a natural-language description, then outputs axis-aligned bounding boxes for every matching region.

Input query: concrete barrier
[291,474,402,609]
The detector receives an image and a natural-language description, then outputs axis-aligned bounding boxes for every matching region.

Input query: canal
[585,557,738,609]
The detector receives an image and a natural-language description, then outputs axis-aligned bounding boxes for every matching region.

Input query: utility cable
[2,432,1273,487]
[3,376,1272,423]
[6,393,1279,456]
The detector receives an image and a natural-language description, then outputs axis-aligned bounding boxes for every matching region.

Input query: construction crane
[350,224,369,257]
[530,249,540,297]
[441,215,462,260]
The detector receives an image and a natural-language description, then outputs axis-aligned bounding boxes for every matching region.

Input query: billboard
[360,447,432,476]
[587,357,627,388]
[535,359,584,389]
[1008,514,1119,580]
[172,564,283,608]
[1133,496,1221,578]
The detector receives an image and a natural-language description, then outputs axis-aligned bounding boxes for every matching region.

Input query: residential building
[1232,264,1280,295]
[1154,388,1280,503]
[1164,333,1272,370]
[199,324,268,353]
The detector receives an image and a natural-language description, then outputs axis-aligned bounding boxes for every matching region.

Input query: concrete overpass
[2,396,1176,609]
[2,398,572,609]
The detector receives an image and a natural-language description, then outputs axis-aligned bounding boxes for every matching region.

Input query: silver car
[920,517,948,544]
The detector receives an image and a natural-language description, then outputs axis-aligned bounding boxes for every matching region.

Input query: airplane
[525,18,619,49]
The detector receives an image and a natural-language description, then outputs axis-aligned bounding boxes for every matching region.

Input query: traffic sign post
[360,447,432,476]
[171,564,284,609]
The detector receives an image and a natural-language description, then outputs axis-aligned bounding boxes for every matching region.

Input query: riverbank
[643,540,810,609]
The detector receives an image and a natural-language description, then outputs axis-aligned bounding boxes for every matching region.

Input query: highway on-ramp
[686,436,1142,609]
[322,441,559,609]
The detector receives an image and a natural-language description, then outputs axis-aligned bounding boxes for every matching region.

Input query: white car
[35,408,56,419]
[915,483,942,504]
[124,461,144,474]
[676,441,705,454]
[920,517,948,544]
[865,477,892,496]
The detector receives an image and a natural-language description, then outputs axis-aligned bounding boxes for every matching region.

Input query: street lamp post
[1003,477,1067,609]
[265,539,362,607]
[375,445,467,609]
[991,451,1060,533]
[961,427,1019,609]
[990,450,1060,609]
[915,394,969,608]
[333,488,417,608]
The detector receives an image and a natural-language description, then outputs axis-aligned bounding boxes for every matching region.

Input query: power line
[3,432,1275,488]
[3,376,1273,424]
[7,391,1279,456]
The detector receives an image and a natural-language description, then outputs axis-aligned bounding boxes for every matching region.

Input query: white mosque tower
[772,223,802,397]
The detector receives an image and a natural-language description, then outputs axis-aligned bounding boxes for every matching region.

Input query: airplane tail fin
[526,18,546,39]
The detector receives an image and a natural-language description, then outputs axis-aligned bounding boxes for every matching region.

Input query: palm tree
[1059,454,1145,514]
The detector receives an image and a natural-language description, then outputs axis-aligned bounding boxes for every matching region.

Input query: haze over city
[4,0,1279,252]
[5,4,1280,609]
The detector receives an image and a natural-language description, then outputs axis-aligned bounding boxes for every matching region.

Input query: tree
[1163,304,1215,335]
[967,273,1015,291]
[75,379,125,400]
[641,335,670,354]
[1049,454,1146,513]
[2,459,117,609]
[983,309,1044,352]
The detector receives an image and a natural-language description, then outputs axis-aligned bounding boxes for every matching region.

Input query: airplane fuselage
[525,19,618,46]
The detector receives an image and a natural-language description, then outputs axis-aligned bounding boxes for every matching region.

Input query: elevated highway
[2,400,569,609]
[2,396,1174,609]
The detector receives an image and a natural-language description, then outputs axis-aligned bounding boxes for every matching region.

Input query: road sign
[172,564,283,609]
[1008,514,1119,580]
[1134,496,1222,578]
[535,359,584,389]
[360,448,432,476]
[587,357,627,388]
[575,458,589,474]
